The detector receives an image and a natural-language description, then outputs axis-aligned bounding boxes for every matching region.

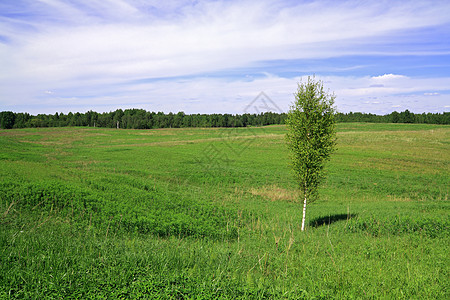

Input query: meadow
[1,123,449,299]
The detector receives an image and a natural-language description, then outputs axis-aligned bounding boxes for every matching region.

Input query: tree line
[0,109,448,129]
[335,110,449,124]
[0,110,286,129]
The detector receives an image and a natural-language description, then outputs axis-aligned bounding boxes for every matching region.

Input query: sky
[1,0,450,115]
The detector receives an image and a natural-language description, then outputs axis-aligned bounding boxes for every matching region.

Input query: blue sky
[1,0,449,115]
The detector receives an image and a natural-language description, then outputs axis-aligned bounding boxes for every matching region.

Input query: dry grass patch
[249,185,300,202]
[386,195,414,202]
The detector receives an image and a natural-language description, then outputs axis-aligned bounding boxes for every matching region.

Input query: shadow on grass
[309,213,357,228]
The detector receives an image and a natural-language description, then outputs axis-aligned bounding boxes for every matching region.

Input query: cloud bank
[1,0,449,114]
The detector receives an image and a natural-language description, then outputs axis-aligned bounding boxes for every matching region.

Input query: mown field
[1,123,449,299]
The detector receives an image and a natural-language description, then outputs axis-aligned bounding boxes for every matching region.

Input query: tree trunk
[301,193,307,231]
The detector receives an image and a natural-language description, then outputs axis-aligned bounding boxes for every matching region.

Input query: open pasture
[1,123,449,299]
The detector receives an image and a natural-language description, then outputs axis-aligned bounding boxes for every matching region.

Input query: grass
[1,123,449,299]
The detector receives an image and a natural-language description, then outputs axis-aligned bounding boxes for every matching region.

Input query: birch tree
[286,76,337,231]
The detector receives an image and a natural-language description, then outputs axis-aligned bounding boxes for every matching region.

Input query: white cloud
[1,0,450,114]
[334,74,450,99]
[5,73,447,115]
[371,74,407,81]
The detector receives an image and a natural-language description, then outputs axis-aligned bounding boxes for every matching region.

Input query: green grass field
[1,123,449,299]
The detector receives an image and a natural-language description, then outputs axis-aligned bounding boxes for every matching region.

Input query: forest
[0,109,449,129]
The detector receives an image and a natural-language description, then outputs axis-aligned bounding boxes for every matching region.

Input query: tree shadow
[309,213,357,228]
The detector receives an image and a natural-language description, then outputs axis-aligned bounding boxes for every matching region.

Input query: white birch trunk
[301,194,307,231]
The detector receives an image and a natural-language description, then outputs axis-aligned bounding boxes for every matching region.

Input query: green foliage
[0,111,15,129]
[286,76,337,201]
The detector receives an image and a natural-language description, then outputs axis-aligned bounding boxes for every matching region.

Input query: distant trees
[285,77,337,231]
[0,109,448,130]
[335,111,449,124]
[0,109,290,129]
[0,111,15,129]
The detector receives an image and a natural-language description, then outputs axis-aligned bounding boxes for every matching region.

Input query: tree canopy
[286,77,337,231]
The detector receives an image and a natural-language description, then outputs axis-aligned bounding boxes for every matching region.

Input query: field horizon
[1,123,449,299]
